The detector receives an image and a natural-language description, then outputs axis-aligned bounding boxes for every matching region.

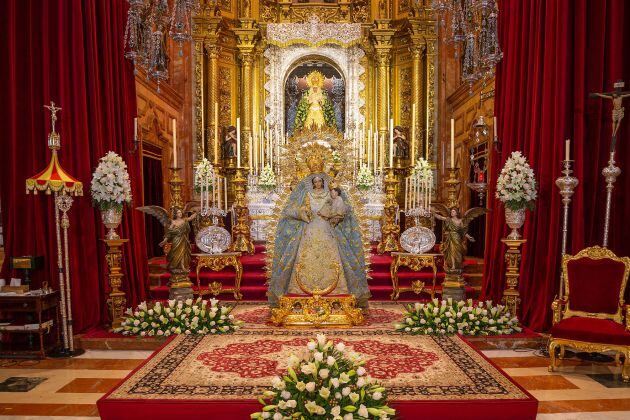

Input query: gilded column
[235,19,259,168]
[204,18,221,163]
[409,20,426,163]
[371,20,394,141]
[192,34,205,164]
[424,36,437,162]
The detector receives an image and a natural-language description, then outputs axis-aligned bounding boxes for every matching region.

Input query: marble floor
[0,347,629,419]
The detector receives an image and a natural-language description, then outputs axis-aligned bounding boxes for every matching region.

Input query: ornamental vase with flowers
[495,151,537,239]
[252,334,396,420]
[90,151,133,240]
[356,164,375,192]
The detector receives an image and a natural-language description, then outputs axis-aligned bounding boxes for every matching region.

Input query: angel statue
[431,204,488,272]
[137,206,198,299]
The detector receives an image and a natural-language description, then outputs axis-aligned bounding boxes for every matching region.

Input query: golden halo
[306,70,325,88]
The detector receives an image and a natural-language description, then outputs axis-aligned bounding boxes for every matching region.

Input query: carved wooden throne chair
[548,246,630,381]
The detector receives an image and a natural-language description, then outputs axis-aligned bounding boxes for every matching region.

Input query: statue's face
[450,208,458,217]
[176,209,183,219]
[313,178,323,189]
[330,189,339,198]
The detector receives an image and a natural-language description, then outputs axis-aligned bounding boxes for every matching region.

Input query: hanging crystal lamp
[124,0,201,91]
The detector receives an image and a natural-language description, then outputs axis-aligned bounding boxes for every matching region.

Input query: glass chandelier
[431,0,502,86]
[124,0,200,90]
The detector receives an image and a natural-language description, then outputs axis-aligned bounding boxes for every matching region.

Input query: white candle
[411,103,416,165]
[214,102,219,164]
[172,119,177,167]
[248,129,253,172]
[373,131,378,174]
[134,117,138,140]
[236,117,241,167]
[405,177,409,211]
[450,118,455,168]
[493,116,497,138]
[565,138,570,161]
[223,177,227,212]
[217,176,221,210]
[389,118,394,167]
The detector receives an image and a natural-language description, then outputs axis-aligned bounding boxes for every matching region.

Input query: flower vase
[505,208,526,240]
[102,208,123,240]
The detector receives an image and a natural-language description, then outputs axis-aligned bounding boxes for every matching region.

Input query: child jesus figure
[318,186,348,227]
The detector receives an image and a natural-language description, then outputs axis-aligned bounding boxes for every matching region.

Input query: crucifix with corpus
[590,80,630,152]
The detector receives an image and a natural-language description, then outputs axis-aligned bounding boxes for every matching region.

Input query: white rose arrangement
[252,334,395,420]
[194,158,214,194]
[258,165,277,191]
[395,298,521,336]
[115,297,242,337]
[495,151,537,211]
[90,151,132,211]
[412,158,432,180]
[356,164,375,191]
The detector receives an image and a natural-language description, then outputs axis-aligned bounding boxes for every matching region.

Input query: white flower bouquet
[356,164,375,191]
[332,150,342,164]
[90,151,132,211]
[412,158,432,181]
[495,151,537,211]
[115,297,242,337]
[258,165,277,191]
[251,334,396,420]
[395,298,521,336]
[194,158,214,194]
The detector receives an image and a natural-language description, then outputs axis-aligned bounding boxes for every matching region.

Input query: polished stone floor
[0,347,629,418]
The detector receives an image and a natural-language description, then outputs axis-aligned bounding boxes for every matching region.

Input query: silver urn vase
[505,208,526,240]
[101,208,123,240]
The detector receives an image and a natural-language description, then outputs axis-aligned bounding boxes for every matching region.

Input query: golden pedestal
[194,252,243,300]
[501,238,526,317]
[270,295,364,328]
[445,167,461,209]
[102,238,128,330]
[377,168,402,254]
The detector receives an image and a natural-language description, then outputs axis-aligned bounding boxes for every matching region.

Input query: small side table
[193,252,243,300]
[390,252,443,300]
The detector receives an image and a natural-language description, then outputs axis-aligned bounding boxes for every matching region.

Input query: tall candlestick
[411,103,416,165]
[493,116,497,138]
[236,117,241,167]
[389,118,394,167]
[134,117,138,140]
[173,119,177,167]
[565,138,570,161]
[450,118,455,168]
[214,102,219,164]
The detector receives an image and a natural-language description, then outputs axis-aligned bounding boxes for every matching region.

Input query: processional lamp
[26,101,83,357]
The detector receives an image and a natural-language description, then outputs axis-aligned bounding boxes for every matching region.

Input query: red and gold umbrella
[25,150,83,196]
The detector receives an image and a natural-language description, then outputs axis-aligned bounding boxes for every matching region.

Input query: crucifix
[589,80,630,248]
[44,101,62,133]
[590,80,630,152]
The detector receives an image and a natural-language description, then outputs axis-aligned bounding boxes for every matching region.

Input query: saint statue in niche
[393,126,409,159]
[222,125,237,159]
[293,71,337,132]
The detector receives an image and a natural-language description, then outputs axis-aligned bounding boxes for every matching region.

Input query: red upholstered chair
[548,246,630,381]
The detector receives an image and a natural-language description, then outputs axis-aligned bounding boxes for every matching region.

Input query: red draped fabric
[482,0,630,331]
[0,0,148,332]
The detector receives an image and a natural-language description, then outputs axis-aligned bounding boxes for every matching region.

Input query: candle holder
[445,167,461,209]
[230,167,255,254]
[168,167,185,214]
[555,159,579,299]
[377,168,402,254]
[602,151,621,248]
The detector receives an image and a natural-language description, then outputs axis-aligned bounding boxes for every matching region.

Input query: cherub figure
[431,204,489,272]
[318,186,347,227]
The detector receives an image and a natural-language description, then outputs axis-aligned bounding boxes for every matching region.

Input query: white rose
[316,334,327,346]
[358,404,368,418]
[349,392,360,403]
[336,342,346,352]
[305,382,316,393]
[286,400,297,408]
[271,376,285,390]
[307,341,317,351]
[273,413,282,420]
[372,391,382,400]
[319,368,329,379]
[319,387,330,399]
[314,352,324,362]
[357,377,365,388]
[343,414,354,420]
[295,381,306,391]
[331,406,341,416]
[327,356,336,366]
[342,386,351,396]
[330,378,340,388]
[357,366,366,376]
[281,390,291,400]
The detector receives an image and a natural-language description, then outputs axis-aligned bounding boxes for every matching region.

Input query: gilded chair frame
[548,246,630,382]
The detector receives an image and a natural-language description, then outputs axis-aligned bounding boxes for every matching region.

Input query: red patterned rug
[99,316,537,419]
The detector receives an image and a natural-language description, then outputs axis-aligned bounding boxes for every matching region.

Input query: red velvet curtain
[0,0,148,332]
[482,0,630,331]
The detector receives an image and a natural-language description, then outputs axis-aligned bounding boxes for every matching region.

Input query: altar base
[270,294,364,327]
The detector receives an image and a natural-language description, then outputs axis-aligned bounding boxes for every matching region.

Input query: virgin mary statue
[268,173,370,308]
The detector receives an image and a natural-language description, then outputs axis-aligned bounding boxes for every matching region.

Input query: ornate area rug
[99,307,537,419]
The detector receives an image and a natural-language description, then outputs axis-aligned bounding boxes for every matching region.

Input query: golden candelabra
[445,167,461,209]
[377,168,402,254]
[168,166,185,214]
[501,238,526,317]
[103,239,128,330]
[230,167,255,254]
